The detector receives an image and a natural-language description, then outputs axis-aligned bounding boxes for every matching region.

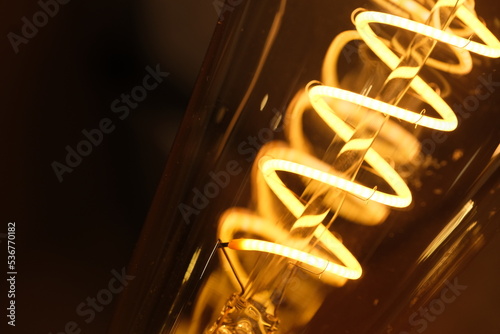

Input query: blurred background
[1,0,217,332]
[0,0,498,333]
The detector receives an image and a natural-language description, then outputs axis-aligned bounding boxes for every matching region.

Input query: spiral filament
[202,0,500,333]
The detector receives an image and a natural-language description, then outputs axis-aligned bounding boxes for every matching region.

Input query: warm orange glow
[229,238,362,280]
[260,155,411,208]
[217,0,500,288]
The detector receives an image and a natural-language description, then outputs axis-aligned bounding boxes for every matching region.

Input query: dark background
[0,0,499,333]
[1,0,217,333]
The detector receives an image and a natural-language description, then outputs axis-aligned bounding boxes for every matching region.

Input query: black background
[1,0,216,333]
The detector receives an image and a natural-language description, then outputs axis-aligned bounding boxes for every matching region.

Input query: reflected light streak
[418,200,475,262]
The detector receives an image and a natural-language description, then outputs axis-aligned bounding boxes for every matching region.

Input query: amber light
[217,0,499,290]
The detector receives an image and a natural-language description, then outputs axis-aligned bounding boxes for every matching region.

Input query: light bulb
[202,0,499,333]
[106,1,500,333]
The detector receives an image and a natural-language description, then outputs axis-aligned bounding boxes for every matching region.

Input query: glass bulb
[107,1,500,333]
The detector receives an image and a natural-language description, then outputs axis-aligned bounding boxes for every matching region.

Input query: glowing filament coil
[218,0,500,288]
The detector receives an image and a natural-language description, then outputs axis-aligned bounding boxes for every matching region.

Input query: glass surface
[107,0,500,333]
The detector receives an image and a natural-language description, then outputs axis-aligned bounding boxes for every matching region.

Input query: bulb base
[205,293,280,334]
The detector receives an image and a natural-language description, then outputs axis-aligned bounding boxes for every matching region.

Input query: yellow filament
[229,238,362,280]
[260,157,411,208]
[309,84,457,131]
[218,0,500,286]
